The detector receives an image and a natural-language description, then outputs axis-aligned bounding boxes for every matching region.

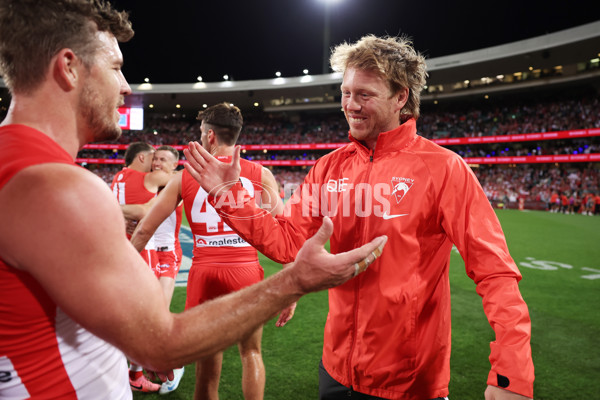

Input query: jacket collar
[348,118,418,158]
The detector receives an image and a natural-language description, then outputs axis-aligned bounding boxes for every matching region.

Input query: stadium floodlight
[318,0,345,74]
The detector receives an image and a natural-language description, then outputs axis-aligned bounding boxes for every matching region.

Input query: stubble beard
[79,84,122,143]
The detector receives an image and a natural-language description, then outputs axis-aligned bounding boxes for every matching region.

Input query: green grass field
[134,209,599,399]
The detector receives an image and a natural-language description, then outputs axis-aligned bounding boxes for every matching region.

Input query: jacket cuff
[487,370,533,398]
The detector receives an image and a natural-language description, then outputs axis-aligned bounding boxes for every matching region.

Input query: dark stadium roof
[113,0,600,83]
[1,2,599,115]
[118,21,600,113]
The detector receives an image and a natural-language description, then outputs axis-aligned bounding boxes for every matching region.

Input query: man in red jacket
[184,34,534,400]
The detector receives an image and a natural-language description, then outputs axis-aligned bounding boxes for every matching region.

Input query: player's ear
[53,48,82,91]
[394,87,409,112]
[208,129,217,145]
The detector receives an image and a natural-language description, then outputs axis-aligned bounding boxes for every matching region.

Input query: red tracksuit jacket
[210,118,534,399]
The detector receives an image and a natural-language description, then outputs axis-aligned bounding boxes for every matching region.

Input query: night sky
[112,0,600,84]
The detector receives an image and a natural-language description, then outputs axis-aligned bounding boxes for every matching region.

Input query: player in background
[130,103,294,400]
[110,142,172,392]
[120,145,183,306]
[120,145,186,394]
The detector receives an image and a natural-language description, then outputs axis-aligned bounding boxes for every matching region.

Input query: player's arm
[0,163,387,371]
[259,166,283,216]
[121,197,156,220]
[259,166,297,325]
[0,163,175,366]
[131,172,183,252]
[145,169,172,192]
[438,157,534,399]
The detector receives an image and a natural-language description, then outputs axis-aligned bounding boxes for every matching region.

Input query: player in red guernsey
[119,145,182,302]
[111,142,171,278]
[0,2,387,398]
[130,103,291,400]
[110,142,172,392]
[120,145,186,394]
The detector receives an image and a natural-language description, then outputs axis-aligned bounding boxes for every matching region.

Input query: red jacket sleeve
[437,155,535,398]
[207,170,323,264]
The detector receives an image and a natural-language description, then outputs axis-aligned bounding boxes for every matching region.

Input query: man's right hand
[183,141,241,197]
[289,217,387,294]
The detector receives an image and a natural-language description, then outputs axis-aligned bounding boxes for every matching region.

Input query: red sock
[129,370,143,380]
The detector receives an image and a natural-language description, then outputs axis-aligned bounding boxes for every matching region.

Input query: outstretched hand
[275,302,297,327]
[183,142,241,197]
[290,217,387,294]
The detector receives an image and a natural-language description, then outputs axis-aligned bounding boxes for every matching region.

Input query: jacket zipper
[347,147,375,388]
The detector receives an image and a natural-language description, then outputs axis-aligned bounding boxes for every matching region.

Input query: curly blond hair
[330,34,428,120]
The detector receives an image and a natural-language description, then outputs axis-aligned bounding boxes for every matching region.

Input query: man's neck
[1,91,81,159]
[212,145,235,158]
[127,162,149,173]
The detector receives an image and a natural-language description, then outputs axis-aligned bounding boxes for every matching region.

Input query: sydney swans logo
[391,177,414,204]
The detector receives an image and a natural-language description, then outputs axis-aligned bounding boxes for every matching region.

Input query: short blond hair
[330,35,427,120]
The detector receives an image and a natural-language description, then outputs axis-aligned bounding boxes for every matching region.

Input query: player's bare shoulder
[147,168,172,190]
[0,163,123,270]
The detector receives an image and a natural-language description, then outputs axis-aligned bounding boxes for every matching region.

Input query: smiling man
[184,34,534,400]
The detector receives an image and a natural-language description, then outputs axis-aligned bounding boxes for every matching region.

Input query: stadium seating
[77,91,599,213]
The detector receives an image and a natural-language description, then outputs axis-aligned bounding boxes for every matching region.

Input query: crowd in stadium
[472,164,600,214]
[80,92,600,214]
[103,92,600,146]
[418,93,600,139]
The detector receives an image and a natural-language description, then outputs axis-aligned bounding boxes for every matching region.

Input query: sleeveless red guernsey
[0,125,131,399]
[110,167,155,206]
[181,157,263,264]
[110,167,157,249]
